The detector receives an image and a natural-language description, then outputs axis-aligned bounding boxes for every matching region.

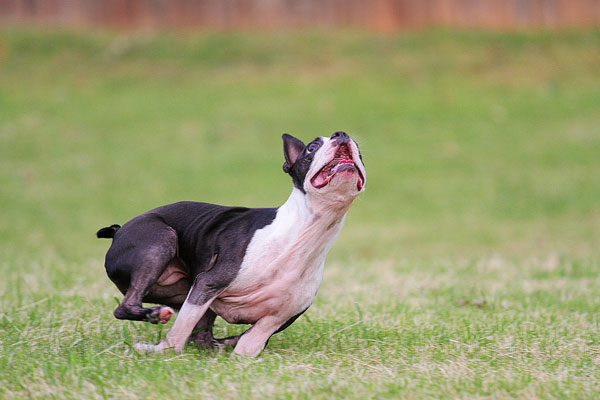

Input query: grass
[1,27,600,398]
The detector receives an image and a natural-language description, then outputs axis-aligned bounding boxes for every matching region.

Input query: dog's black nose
[331,131,350,144]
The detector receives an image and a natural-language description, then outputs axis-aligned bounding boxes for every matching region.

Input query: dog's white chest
[211,189,345,324]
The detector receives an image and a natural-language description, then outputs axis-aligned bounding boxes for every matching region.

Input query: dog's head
[282,131,366,204]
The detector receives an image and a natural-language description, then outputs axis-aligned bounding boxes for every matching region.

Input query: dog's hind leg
[214,333,242,348]
[188,309,242,349]
[114,283,176,325]
[114,281,177,325]
[188,308,218,348]
[109,224,179,325]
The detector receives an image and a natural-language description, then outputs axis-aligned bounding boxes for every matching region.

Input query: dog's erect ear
[282,133,305,173]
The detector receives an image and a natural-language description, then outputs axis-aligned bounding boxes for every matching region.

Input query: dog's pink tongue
[312,170,330,187]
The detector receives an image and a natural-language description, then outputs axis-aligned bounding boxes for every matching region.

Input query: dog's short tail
[96,224,121,239]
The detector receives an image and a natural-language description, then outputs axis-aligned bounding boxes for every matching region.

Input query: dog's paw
[133,342,156,353]
[147,306,174,324]
[133,340,169,353]
[158,307,174,324]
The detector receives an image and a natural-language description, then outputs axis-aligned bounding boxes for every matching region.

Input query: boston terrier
[97,131,366,357]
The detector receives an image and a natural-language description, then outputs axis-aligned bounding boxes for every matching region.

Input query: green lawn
[1,28,599,399]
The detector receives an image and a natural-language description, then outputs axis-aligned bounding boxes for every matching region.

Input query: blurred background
[2,0,600,30]
[1,0,599,264]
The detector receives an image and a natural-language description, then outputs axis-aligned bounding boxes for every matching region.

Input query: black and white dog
[97,131,366,357]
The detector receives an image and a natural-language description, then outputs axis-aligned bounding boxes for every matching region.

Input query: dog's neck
[282,186,351,224]
[272,187,352,257]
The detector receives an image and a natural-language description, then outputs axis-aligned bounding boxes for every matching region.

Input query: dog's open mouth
[311,144,365,190]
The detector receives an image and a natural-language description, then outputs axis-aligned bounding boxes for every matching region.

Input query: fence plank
[0,0,599,30]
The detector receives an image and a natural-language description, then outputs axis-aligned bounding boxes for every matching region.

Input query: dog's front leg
[134,273,226,353]
[134,298,216,353]
[233,316,282,357]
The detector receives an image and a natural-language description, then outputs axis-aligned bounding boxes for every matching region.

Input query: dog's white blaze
[306,136,332,186]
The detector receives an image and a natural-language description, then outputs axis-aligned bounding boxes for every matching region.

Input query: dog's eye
[307,143,319,153]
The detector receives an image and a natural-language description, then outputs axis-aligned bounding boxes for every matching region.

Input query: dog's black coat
[102,202,277,311]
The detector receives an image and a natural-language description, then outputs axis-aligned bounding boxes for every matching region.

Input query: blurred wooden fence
[1,0,599,30]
